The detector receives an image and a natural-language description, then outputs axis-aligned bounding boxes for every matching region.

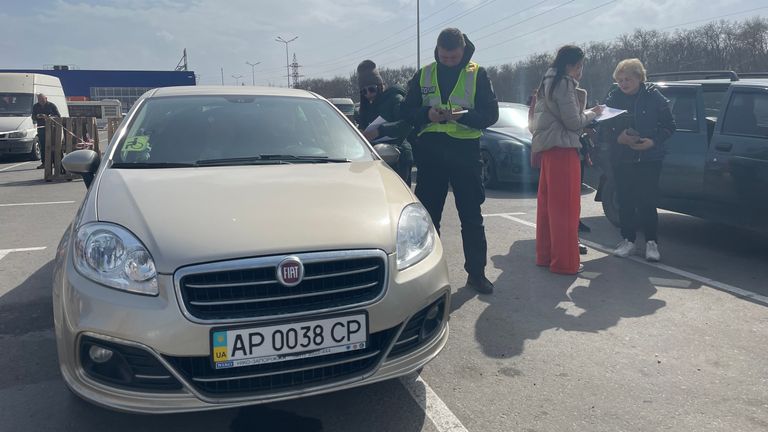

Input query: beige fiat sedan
[54,86,450,413]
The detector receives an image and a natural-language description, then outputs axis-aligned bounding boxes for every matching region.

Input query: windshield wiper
[258,154,350,163]
[195,156,291,166]
[111,162,198,168]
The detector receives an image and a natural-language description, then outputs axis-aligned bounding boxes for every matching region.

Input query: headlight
[396,203,436,270]
[9,130,28,138]
[73,223,158,296]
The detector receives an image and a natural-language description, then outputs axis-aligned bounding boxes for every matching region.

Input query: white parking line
[486,213,768,306]
[0,247,47,262]
[401,375,470,432]
[0,162,30,172]
[0,201,76,207]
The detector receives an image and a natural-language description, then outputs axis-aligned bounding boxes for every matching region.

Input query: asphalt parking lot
[1,158,767,432]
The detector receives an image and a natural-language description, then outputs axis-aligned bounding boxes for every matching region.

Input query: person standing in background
[604,59,675,262]
[531,45,603,275]
[31,93,60,169]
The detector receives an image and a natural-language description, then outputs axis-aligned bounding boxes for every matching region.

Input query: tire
[601,178,621,227]
[27,138,41,161]
[480,150,499,189]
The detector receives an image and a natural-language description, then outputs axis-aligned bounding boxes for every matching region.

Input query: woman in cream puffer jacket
[531,45,602,275]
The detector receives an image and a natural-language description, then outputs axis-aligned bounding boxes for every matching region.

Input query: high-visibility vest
[418,61,482,139]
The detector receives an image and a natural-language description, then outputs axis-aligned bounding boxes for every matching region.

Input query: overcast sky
[2,0,766,86]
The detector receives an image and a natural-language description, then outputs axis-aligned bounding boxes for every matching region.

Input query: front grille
[165,327,397,396]
[178,252,386,321]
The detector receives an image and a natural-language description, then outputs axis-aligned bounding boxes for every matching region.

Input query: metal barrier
[43,117,101,182]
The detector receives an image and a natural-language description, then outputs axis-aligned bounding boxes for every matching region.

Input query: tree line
[294,17,768,105]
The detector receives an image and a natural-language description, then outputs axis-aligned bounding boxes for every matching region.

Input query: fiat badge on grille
[277,257,304,287]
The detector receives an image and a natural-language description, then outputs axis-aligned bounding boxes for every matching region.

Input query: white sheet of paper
[590,105,627,122]
[365,116,395,142]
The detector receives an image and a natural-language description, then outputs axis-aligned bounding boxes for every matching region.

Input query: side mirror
[62,150,100,188]
[373,143,400,166]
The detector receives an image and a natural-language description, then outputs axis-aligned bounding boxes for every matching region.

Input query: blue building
[0,69,196,112]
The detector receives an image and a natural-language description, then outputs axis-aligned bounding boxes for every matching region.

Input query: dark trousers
[415,140,487,277]
[614,161,663,242]
[396,145,414,187]
[38,128,46,163]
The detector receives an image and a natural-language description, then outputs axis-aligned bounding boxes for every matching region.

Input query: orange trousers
[536,147,581,274]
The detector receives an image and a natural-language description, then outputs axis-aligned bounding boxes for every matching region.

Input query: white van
[0,73,69,160]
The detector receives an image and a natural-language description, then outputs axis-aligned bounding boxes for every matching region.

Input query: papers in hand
[589,105,627,122]
[364,116,396,143]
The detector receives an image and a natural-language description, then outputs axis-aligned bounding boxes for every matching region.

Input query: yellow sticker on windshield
[121,136,150,159]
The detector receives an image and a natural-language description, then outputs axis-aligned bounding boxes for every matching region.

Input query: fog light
[89,345,114,364]
[419,303,444,340]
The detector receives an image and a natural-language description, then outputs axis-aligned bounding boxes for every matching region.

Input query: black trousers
[37,128,46,163]
[614,160,663,242]
[415,136,487,277]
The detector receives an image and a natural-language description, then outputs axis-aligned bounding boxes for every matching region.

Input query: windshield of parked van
[114,95,374,165]
[0,93,34,116]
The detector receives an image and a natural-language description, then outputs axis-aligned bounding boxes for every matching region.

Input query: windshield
[492,105,531,133]
[114,95,374,165]
[0,93,34,116]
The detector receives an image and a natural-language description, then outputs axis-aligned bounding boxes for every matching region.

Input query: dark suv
[587,71,768,233]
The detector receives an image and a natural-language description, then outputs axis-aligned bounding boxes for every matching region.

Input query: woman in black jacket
[355,60,414,185]
[603,59,676,262]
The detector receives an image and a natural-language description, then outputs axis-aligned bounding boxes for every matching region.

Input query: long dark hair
[539,45,585,100]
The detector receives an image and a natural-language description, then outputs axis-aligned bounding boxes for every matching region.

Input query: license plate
[211,313,368,369]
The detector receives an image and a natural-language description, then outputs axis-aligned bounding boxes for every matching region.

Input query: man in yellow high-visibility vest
[403,28,499,295]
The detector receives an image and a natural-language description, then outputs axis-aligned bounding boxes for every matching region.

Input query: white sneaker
[646,241,661,262]
[613,239,635,257]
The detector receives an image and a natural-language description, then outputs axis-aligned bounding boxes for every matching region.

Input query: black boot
[579,243,588,255]
[466,274,494,294]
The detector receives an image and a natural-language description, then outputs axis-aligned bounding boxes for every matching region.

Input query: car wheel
[601,178,621,227]
[480,150,498,189]
[27,138,41,161]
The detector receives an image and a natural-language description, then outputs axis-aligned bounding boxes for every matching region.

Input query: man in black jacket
[403,28,499,294]
[31,93,61,169]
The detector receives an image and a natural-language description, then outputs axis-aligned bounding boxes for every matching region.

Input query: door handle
[715,142,733,152]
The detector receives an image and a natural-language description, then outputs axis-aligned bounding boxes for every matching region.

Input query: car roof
[499,102,529,109]
[653,78,768,88]
[149,85,320,99]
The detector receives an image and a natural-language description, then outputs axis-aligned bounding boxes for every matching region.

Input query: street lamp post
[275,36,298,87]
[417,0,421,70]
[231,74,243,86]
[246,61,261,86]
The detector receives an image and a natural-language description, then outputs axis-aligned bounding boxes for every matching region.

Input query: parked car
[0,72,69,160]
[586,71,768,233]
[328,97,356,124]
[479,102,538,188]
[55,86,450,413]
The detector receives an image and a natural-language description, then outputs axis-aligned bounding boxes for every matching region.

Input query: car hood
[95,161,413,273]
[0,116,31,133]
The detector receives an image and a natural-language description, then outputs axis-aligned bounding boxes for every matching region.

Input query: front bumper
[53,244,450,414]
[0,138,34,154]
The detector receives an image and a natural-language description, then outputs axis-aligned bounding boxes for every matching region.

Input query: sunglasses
[362,85,379,95]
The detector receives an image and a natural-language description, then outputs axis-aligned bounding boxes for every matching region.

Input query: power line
[381,0,561,67]
[302,0,463,69]
[473,0,576,42]
[479,0,618,54]
[308,0,500,77]
[483,4,768,66]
